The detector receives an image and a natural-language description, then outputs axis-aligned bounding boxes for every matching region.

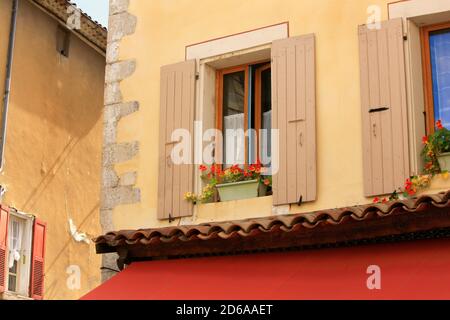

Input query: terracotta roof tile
[32,0,107,52]
[95,191,450,262]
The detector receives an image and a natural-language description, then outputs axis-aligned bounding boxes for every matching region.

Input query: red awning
[83,238,450,300]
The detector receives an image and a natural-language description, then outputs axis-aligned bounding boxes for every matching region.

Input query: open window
[422,22,450,133]
[157,33,317,220]
[216,62,272,166]
[0,207,46,300]
[7,212,33,296]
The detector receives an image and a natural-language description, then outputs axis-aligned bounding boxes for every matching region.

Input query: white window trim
[6,211,33,297]
[389,0,450,24]
[186,22,288,61]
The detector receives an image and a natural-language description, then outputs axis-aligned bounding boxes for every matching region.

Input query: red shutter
[30,219,46,300]
[0,205,9,293]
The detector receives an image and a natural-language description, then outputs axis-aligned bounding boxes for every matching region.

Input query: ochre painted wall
[0,0,104,300]
[109,0,450,231]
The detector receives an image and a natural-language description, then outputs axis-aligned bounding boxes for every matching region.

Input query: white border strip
[186,23,288,60]
[389,0,450,20]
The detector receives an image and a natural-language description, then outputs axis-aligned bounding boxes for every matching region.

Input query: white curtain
[224,113,245,166]
[8,219,22,269]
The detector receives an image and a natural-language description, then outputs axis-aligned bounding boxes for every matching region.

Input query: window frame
[254,63,271,163]
[215,60,271,166]
[421,21,450,134]
[6,211,33,297]
[216,64,250,165]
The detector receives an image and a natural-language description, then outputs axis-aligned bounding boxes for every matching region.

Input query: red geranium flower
[422,136,428,145]
[437,120,444,130]
[199,165,207,172]
[425,162,433,170]
[373,197,380,203]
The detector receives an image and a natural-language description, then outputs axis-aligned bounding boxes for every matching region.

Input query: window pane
[8,274,16,292]
[8,260,18,292]
[430,28,450,129]
[261,68,272,165]
[223,71,245,166]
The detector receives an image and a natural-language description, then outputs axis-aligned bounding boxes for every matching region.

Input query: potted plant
[422,120,450,173]
[184,163,272,204]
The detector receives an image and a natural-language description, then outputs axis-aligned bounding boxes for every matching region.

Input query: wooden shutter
[358,18,410,197]
[158,60,196,220]
[0,205,9,293]
[30,219,46,300]
[271,34,317,206]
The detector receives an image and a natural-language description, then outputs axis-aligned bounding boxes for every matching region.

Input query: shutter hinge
[195,72,200,80]
[168,213,174,223]
[403,34,408,41]
[298,195,303,207]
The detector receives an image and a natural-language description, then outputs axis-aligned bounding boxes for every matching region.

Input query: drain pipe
[0,0,19,171]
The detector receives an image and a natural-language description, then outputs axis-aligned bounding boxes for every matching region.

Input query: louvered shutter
[358,18,410,197]
[0,205,9,293]
[30,219,46,300]
[271,34,317,206]
[158,60,196,220]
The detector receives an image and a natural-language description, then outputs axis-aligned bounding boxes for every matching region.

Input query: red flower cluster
[424,161,434,171]
[404,178,416,196]
[422,136,428,145]
[199,162,265,184]
[373,197,388,204]
[437,120,444,130]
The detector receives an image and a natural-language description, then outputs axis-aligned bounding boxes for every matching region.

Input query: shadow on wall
[10,0,104,138]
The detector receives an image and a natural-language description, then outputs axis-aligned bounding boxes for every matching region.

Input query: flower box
[437,152,450,172]
[216,179,259,202]
[184,163,272,204]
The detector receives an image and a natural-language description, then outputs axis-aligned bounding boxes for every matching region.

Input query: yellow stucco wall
[110,0,450,231]
[0,0,104,300]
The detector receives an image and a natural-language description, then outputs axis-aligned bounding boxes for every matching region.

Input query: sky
[75,0,110,27]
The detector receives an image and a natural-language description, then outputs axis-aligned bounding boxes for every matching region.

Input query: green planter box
[438,152,450,172]
[216,179,259,202]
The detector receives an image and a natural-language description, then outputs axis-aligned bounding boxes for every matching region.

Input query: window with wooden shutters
[358,18,410,197]
[158,60,196,220]
[30,219,46,300]
[0,205,9,293]
[271,34,317,206]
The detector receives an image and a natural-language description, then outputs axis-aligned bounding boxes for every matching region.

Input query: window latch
[369,107,389,113]
[298,195,303,207]
[168,213,174,223]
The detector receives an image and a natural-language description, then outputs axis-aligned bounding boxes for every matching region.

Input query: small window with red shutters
[6,213,33,296]
[0,209,44,300]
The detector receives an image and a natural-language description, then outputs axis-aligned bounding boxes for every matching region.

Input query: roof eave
[95,200,450,266]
